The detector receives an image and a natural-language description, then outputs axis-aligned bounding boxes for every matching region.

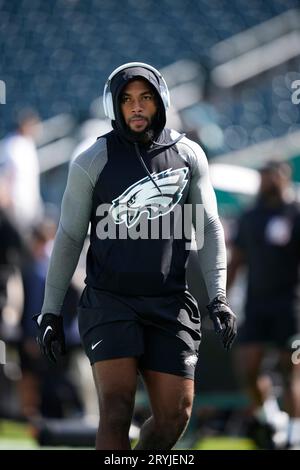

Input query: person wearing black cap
[228,160,300,449]
[33,63,236,450]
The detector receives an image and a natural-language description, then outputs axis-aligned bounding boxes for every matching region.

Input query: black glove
[33,313,66,363]
[207,295,237,351]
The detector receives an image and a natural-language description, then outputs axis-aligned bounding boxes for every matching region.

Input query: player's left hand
[207,295,237,350]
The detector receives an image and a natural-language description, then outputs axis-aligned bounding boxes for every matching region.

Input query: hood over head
[102,63,185,197]
[109,66,166,145]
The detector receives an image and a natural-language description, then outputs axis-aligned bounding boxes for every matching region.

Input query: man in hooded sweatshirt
[34,62,237,450]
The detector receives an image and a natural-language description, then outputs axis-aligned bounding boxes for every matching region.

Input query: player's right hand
[33,313,66,363]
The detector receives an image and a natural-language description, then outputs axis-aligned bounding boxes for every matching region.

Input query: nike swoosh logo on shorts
[43,325,53,342]
[91,340,103,350]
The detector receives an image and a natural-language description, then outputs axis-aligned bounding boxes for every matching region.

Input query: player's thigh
[141,369,194,422]
[92,357,139,417]
[92,357,138,397]
[138,324,197,420]
[138,322,199,380]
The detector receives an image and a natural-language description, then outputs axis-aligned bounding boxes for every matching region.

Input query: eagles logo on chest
[109,167,189,228]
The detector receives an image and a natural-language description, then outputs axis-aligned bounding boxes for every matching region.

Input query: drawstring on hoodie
[133,132,186,197]
[134,142,163,197]
[149,134,185,149]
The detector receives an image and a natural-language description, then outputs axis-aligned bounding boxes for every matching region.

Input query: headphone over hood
[102,63,185,196]
[109,66,167,145]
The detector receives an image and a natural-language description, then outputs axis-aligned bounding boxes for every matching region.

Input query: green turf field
[0,420,256,450]
[193,437,256,450]
[0,421,38,449]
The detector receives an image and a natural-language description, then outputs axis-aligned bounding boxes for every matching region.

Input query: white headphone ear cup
[106,92,115,120]
[103,81,115,120]
[159,86,169,110]
[160,83,170,109]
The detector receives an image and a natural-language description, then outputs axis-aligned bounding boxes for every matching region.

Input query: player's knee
[156,410,191,444]
[173,406,192,434]
[99,392,135,432]
[156,399,192,437]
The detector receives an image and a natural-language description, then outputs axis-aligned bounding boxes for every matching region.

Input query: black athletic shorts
[237,295,299,349]
[77,286,201,380]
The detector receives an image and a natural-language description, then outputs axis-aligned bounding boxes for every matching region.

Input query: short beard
[125,120,153,143]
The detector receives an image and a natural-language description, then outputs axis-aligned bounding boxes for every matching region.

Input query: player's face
[120,79,158,133]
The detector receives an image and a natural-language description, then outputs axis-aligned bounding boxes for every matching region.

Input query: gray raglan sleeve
[183,139,227,301]
[40,162,93,316]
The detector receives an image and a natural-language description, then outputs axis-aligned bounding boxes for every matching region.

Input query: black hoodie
[82,66,195,295]
[41,66,227,314]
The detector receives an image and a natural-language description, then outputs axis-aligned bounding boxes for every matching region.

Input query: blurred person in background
[18,222,54,419]
[34,62,237,450]
[0,207,26,325]
[0,109,43,231]
[19,221,83,419]
[227,160,300,449]
[0,188,30,421]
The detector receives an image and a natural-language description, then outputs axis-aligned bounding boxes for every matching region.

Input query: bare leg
[134,370,194,450]
[92,357,138,450]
